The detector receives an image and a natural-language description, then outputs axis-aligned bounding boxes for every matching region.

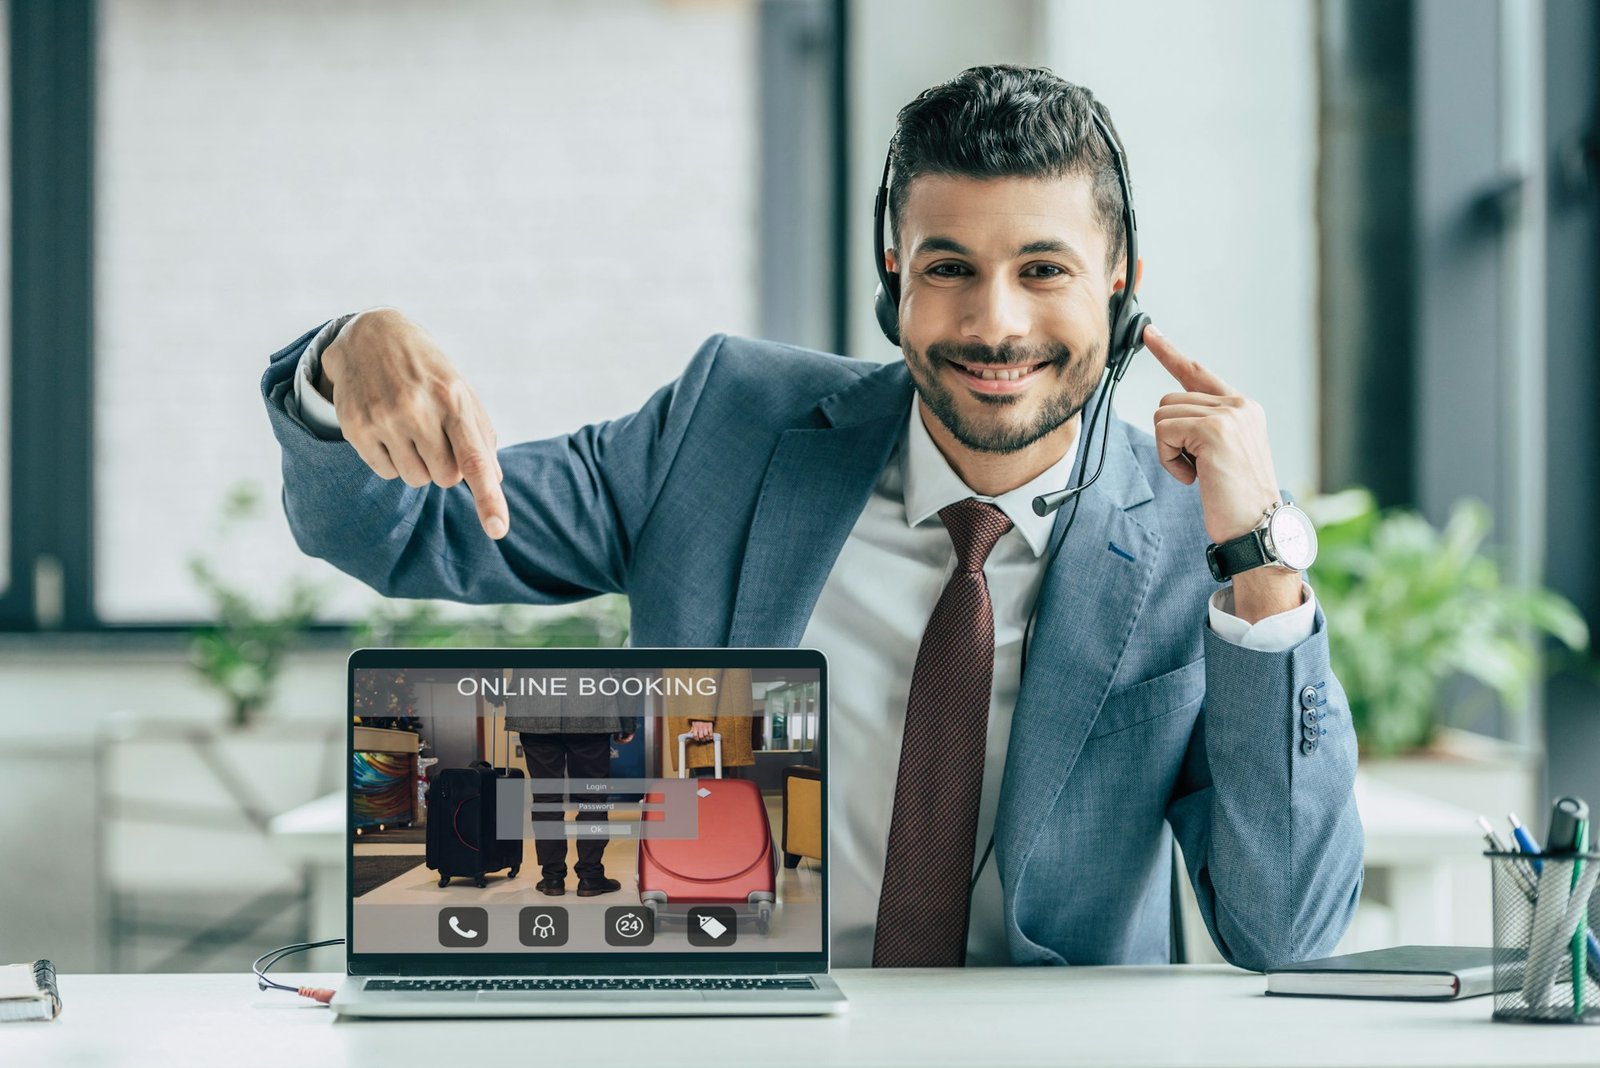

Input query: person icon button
[518,906,569,947]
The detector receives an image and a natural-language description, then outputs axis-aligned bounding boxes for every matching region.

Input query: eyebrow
[912,236,1087,266]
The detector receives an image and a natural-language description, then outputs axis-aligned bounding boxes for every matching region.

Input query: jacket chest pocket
[1087,657,1205,740]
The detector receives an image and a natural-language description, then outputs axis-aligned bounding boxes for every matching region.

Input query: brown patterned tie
[872,498,1013,967]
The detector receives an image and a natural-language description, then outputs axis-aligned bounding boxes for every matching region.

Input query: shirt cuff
[290,306,398,440]
[1207,580,1316,652]
[290,312,357,440]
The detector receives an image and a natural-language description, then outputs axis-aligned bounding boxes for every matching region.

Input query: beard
[905,336,1105,454]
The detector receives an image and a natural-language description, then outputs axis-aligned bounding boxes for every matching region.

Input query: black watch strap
[1206,528,1271,582]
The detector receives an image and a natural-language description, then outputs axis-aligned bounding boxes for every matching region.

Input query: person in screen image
[263,65,1362,970]
[492,669,640,897]
[664,667,756,779]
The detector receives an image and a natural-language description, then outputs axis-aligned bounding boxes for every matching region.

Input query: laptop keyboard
[367,977,816,993]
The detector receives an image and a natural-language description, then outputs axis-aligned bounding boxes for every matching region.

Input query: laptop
[330,646,845,1017]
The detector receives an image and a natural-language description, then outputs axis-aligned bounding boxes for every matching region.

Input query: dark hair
[888,65,1129,274]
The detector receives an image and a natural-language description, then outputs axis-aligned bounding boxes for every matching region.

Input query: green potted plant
[1303,488,1589,758]
[188,481,327,728]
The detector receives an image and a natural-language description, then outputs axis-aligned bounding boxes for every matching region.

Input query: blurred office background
[1,0,1596,972]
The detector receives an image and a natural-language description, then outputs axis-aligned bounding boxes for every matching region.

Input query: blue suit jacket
[262,326,1364,970]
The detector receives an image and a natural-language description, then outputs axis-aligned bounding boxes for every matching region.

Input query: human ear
[1111,257,1145,294]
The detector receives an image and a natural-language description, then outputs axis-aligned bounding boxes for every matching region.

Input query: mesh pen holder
[1486,849,1600,1023]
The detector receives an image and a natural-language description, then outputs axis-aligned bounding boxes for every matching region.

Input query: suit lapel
[726,362,911,647]
[994,410,1161,899]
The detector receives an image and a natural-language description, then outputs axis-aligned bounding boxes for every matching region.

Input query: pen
[1509,811,1544,875]
[1478,816,1537,899]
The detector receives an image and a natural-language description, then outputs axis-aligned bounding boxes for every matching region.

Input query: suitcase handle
[678,731,722,779]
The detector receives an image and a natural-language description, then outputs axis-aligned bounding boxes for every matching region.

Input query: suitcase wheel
[507,865,520,880]
[475,874,487,888]
[438,874,450,888]
[756,903,772,936]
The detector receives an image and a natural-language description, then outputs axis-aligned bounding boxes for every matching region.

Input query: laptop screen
[347,648,826,974]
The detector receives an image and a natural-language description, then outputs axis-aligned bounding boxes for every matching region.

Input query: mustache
[923,340,1071,367]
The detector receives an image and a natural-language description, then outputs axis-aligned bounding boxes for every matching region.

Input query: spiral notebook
[0,960,63,1021]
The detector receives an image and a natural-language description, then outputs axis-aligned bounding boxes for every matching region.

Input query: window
[51,0,842,627]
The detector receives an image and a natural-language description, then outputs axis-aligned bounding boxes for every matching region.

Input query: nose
[961,273,1030,350]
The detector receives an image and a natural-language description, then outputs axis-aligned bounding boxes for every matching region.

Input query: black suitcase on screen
[426,761,523,888]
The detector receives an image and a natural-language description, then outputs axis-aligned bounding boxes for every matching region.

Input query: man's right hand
[320,309,509,540]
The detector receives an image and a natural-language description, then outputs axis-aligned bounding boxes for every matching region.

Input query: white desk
[4,968,1596,1068]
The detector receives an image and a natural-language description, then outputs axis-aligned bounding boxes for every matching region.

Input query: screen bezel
[346,646,828,977]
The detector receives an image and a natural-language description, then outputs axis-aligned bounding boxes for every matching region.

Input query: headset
[871,108,1152,518]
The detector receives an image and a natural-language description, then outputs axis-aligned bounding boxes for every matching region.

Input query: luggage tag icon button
[687,906,739,947]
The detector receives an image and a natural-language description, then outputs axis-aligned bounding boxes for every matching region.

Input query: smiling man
[262,65,1363,970]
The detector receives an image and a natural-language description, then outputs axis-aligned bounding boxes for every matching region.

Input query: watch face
[1267,504,1318,571]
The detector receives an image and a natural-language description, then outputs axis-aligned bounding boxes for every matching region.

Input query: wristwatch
[1205,500,1318,582]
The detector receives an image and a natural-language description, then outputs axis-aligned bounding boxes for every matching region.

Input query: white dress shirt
[288,321,1317,966]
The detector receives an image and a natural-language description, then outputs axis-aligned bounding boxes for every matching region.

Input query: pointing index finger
[445,414,510,539]
[1144,324,1236,397]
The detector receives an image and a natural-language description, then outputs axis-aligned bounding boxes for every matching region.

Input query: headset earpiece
[872,165,902,347]
[1108,291,1151,382]
[874,278,901,347]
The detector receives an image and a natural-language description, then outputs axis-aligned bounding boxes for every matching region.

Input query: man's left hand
[1146,324,1281,542]
[1145,324,1303,623]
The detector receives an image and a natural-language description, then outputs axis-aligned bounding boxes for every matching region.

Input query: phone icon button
[438,907,489,948]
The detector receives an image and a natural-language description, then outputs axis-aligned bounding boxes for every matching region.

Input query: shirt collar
[901,396,1082,558]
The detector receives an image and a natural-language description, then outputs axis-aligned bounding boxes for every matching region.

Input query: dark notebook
[1265,946,1501,1001]
[0,960,62,1022]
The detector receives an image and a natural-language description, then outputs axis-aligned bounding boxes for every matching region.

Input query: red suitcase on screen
[638,732,777,933]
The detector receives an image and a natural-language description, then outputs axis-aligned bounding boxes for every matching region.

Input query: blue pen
[1509,812,1544,875]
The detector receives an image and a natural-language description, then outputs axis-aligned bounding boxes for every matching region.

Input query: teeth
[960,363,1042,381]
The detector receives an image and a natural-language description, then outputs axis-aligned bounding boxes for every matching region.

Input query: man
[262,65,1363,970]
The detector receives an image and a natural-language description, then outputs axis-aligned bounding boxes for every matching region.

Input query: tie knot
[938,499,1013,572]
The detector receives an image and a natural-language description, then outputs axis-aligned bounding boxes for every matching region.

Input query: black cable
[252,938,345,1002]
